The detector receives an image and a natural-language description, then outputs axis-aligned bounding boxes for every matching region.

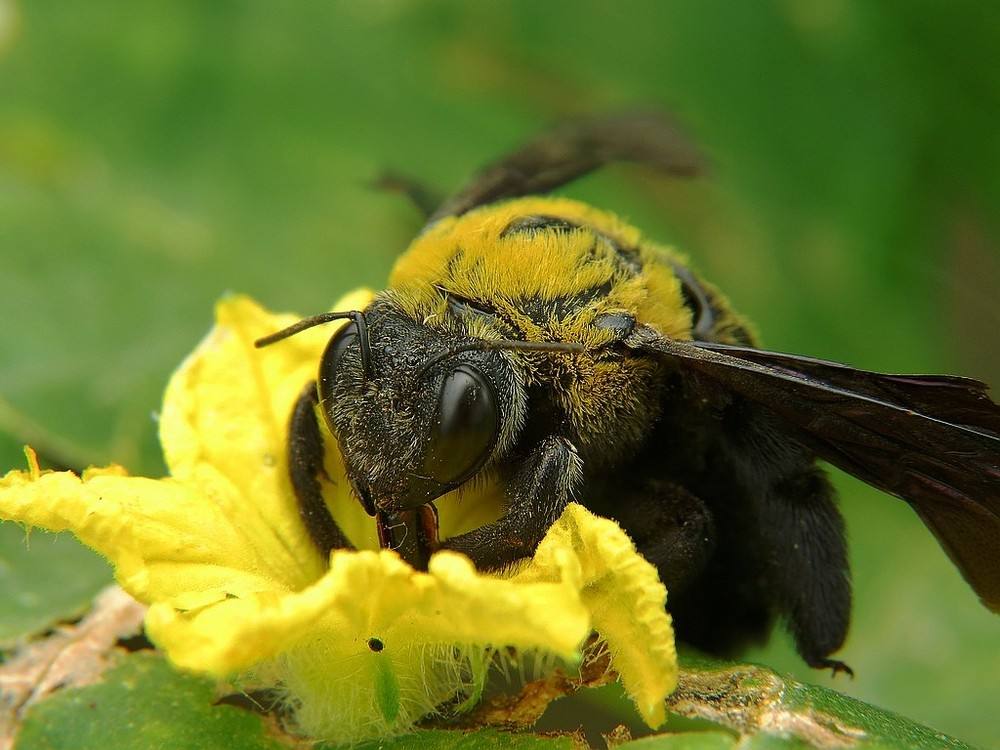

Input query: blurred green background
[1,1,998,747]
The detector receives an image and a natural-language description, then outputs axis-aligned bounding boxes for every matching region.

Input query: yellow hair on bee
[384,197,709,463]
[388,196,694,345]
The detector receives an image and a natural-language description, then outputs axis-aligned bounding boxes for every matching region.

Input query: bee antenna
[415,339,584,380]
[254,310,373,377]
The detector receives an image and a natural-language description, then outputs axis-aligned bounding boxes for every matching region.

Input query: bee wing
[626,327,1000,612]
[430,113,703,221]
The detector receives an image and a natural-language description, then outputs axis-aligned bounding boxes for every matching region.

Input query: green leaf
[15,653,284,750]
[0,521,111,646]
[666,658,979,750]
[6,649,982,750]
[15,648,589,750]
[738,736,814,750]
[349,728,585,750]
[617,731,736,749]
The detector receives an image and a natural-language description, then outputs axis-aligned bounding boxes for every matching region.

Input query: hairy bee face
[316,299,519,515]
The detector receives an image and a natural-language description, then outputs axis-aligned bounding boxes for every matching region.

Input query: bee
[256,115,1000,674]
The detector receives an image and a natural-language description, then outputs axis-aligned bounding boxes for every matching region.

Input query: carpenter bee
[256,115,1000,674]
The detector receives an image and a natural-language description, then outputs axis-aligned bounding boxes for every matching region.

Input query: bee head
[257,298,582,517]
[315,300,529,516]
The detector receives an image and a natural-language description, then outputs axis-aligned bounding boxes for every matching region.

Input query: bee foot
[811,658,854,678]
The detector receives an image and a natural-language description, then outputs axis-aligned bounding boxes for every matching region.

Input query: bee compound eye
[318,324,358,387]
[317,324,362,413]
[423,365,499,485]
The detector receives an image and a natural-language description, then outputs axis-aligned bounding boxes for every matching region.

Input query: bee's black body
[259,115,1000,674]
[594,382,849,664]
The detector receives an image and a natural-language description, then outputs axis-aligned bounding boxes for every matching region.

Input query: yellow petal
[0,466,278,606]
[0,291,377,601]
[141,502,675,742]
[514,503,677,727]
[145,545,590,743]
[147,548,588,673]
[161,291,375,588]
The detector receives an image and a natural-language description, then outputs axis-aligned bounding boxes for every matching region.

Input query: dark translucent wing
[626,327,1000,612]
[696,342,1000,436]
[429,113,703,222]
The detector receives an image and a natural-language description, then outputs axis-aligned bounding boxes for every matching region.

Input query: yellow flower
[0,292,677,744]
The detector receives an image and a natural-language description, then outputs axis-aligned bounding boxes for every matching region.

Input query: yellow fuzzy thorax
[387,197,694,347]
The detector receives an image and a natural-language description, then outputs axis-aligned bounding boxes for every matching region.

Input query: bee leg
[288,381,354,556]
[758,465,852,673]
[609,480,716,597]
[440,436,581,570]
